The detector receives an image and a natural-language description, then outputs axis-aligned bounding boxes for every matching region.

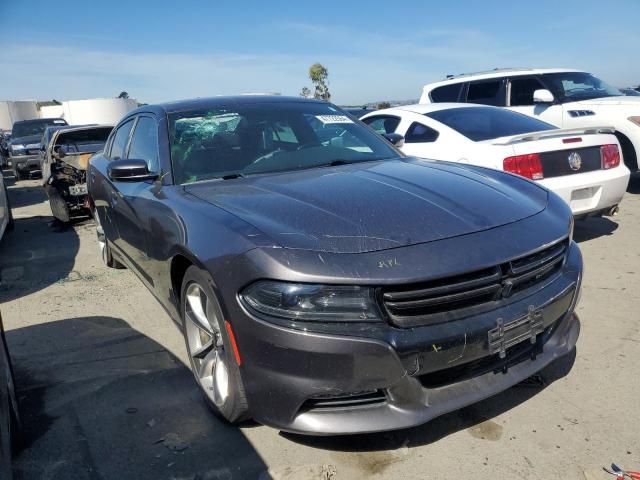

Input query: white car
[361,103,630,217]
[419,68,640,173]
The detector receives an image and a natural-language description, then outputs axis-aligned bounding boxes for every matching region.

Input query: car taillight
[601,144,620,169]
[503,153,544,180]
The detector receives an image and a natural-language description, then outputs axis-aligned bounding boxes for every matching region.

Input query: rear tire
[180,266,249,423]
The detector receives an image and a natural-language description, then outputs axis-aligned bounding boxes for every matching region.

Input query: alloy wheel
[184,283,230,407]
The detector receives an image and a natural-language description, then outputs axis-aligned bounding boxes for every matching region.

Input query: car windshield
[12,119,67,138]
[426,106,556,142]
[168,101,400,184]
[542,72,623,101]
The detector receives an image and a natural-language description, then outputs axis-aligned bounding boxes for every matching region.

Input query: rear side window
[109,119,135,160]
[467,80,504,106]
[405,122,439,143]
[128,116,159,172]
[362,115,401,135]
[426,106,556,142]
[510,77,547,106]
[430,83,463,103]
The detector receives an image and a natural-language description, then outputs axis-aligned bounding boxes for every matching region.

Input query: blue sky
[1,0,639,105]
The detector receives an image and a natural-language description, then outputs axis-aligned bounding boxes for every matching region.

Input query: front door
[506,76,565,127]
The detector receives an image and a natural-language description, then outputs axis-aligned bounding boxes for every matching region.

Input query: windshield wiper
[221,173,245,180]
[316,159,359,168]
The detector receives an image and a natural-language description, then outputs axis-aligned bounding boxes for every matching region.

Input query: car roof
[367,103,490,115]
[127,95,328,117]
[422,67,583,91]
[13,117,66,124]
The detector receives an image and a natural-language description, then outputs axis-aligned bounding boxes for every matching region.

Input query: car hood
[10,134,41,146]
[185,159,548,254]
[574,96,640,107]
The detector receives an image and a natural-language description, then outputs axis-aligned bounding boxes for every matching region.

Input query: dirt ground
[1,175,639,480]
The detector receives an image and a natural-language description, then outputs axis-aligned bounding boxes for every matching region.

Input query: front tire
[180,266,249,423]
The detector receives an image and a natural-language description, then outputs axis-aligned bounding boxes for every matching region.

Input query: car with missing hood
[88,96,582,435]
[41,124,113,223]
[9,118,68,180]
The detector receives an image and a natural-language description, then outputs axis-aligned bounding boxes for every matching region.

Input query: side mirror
[383,132,405,147]
[533,89,555,104]
[108,159,158,182]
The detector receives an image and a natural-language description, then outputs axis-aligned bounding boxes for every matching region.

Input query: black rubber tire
[45,185,71,223]
[180,266,249,423]
[102,238,125,269]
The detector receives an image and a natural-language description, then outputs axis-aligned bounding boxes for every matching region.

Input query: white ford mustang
[362,103,630,217]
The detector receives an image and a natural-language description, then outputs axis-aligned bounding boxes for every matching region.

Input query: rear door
[110,114,161,284]
[464,79,507,106]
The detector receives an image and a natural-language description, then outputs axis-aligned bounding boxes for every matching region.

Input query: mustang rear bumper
[538,166,629,216]
[233,243,582,435]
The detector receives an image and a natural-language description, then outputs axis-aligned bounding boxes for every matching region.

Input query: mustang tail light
[503,153,544,180]
[601,144,620,169]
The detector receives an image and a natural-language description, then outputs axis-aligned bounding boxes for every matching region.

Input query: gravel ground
[1,175,638,480]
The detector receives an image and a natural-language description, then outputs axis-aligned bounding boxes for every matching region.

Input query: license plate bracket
[488,306,544,359]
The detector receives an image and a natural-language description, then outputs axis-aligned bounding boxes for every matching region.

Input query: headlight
[628,116,640,127]
[10,144,25,153]
[26,143,40,149]
[240,281,382,322]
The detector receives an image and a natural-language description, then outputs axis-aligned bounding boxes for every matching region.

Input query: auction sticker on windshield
[316,115,354,124]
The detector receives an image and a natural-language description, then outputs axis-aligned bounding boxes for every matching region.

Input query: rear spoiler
[492,126,616,145]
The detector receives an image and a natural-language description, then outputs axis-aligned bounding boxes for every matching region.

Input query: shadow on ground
[627,174,640,194]
[573,216,618,243]
[283,348,576,453]
[8,316,267,480]
[4,175,46,210]
[0,181,87,302]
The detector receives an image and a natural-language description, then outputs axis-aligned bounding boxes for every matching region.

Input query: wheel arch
[614,130,639,172]
[169,248,221,311]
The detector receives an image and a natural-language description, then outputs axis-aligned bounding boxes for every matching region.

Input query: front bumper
[538,166,630,216]
[233,242,582,435]
[11,155,41,174]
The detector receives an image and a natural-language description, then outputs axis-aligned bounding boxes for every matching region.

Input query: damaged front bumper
[232,242,582,435]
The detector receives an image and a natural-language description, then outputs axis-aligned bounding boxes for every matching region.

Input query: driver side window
[128,116,159,172]
[109,119,135,160]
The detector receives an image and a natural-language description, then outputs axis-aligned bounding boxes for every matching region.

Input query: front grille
[299,390,387,412]
[382,239,568,327]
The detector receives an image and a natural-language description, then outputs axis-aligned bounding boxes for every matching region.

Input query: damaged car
[88,96,582,435]
[43,125,113,223]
